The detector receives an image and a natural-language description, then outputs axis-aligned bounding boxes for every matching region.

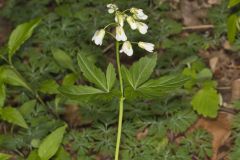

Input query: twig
[182,24,214,31]
[103,43,114,53]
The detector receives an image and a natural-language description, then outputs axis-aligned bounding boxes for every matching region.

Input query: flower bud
[107,4,118,14]
[115,12,125,27]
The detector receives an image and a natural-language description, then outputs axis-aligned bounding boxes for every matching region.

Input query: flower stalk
[114,41,125,160]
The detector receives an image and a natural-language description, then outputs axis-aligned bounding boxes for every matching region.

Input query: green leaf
[0,83,5,107]
[77,54,107,91]
[59,85,106,99]
[27,150,41,160]
[136,75,189,97]
[0,66,31,91]
[228,0,240,8]
[168,111,197,133]
[39,79,59,94]
[54,147,71,160]
[38,125,67,160]
[196,68,213,80]
[0,153,12,160]
[123,55,157,89]
[227,14,237,43]
[8,18,41,58]
[52,48,75,72]
[19,100,36,117]
[62,73,77,86]
[122,66,134,88]
[191,86,219,118]
[106,63,116,91]
[0,107,28,128]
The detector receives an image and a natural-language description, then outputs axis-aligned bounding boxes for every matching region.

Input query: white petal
[138,42,154,52]
[116,26,127,41]
[108,8,114,14]
[130,8,148,20]
[115,13,125,26]
[137,22,148,34]
[120,41,133,56]
[92,29,105,45]
[127,16,137,30]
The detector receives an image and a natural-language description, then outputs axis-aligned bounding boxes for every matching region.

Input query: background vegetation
[0,0,240,160]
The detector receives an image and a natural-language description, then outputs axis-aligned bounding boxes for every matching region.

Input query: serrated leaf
[106,63,116,91]
[227,14,237,43]
[125,55,157,89]
[122,66,134,87]
[38,125,67,160]
[0,153,12,160]
[0,66,31,91]
[39,79,59,94]
[77,54,107,91]
[52,48,75,72]
[168,111,197,133]
[59,85,106,99]
[191,87,219,118]
[228,0,240,8]
[8,18,41,58]
[0,83,5,107]
[0,107,28,128]
[136,75,189,97]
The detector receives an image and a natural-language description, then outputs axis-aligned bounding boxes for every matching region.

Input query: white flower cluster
[92,4,154,56]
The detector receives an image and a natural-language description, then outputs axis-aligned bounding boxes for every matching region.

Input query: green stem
[114,41,125,160]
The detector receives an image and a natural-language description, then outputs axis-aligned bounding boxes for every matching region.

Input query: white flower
[126,16,137,30]
[116,26,127,41]
[92,29,105,45]
[120,41,133,56]
[130,8,148,20]
[115,12,125,27]
[138,42,154,52]
[136,22,148,34]
[107,4,118,14]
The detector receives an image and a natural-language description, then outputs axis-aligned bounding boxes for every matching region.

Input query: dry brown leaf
[231,79,240,101]
[209,57,219,73]
[136,128,149,141]
[63,105,82,128]
[188,112,233,160]
[208,0,221,5]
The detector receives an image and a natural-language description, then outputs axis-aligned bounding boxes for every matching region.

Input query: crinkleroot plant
[90,4,183,160]
[92,4,155,160]
[59,3,188,160]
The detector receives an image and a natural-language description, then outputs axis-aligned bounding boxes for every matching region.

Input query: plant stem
[114,41,125,160]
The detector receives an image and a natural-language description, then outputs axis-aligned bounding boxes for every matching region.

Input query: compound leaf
[106,63,116,91]
[77,54,107,91]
